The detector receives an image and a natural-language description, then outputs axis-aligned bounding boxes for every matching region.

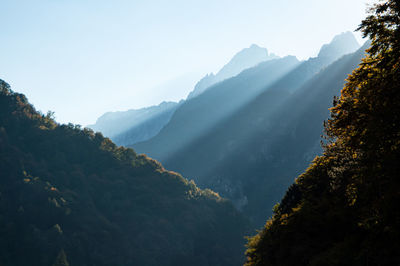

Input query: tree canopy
[245,1,400,265]
[0,79,249,266]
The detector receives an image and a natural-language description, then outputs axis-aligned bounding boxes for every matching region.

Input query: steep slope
[133,34,361,220]
[90,44,276,147]
[88,101,180,146]
[133,56,301,160]
[245,2,400,265]
[0,80,249,266]
[187,44,279,99]
[162,42,368,226]
[265,31,360,94]
[318,31,360,60]
[134,33,359,164]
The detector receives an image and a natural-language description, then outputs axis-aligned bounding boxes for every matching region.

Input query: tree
[325,0,400,241]
[53,250,69,266]
[245,1,400,265]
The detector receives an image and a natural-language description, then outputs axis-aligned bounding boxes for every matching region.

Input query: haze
[0,0,373,125]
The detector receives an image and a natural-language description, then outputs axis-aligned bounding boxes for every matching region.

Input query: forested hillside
[246,1,400,265]
[0,80,249,266]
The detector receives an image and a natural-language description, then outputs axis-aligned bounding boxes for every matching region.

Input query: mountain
[134,33,360,162]
[216,43,368,222]
[318,31,360,60]
[89,44,277,146]
[187,44,279,99]
[157,40,367,226]
[0,79,249,266]
[245,3,400,265]
[88,101,181,146]
[133,55,301,161]
[133,34,361,226]
[268,31,359,94]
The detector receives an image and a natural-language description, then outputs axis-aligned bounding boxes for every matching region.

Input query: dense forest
[245,1,400,265]
[0,80,250,266]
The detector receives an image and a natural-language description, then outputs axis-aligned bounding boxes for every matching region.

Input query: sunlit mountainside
[132,32,362,226]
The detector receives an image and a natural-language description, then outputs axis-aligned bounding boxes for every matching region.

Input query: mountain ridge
[187,44,279,99]
[89,44,280,146]
[133,33,364,227]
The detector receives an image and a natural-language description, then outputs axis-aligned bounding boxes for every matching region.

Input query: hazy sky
[0,0,373,125]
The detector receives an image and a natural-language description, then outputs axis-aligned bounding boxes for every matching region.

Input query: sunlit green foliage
[245,1,400,265]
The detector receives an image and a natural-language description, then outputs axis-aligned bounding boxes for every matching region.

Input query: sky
[0,0,374,125]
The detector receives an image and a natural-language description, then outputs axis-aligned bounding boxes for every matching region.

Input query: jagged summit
[318,31,360,59]
[217,44,279,81]
[187,44,279,99]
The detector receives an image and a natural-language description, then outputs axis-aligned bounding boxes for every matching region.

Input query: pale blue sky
[0,0,373,125]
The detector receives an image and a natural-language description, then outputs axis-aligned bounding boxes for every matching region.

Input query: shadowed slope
[133,56,300,160]
[134,33,360,167]
[88,101,180,146]
[163,42,369,226]
[0,80,249,266]
[90,44,279,147]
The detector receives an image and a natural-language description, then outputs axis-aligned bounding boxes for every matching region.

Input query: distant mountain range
[88,101,181,146]
[133,32,362,226]
[187,44,279,99]
[90,31,362,227]
[133,55,300,160]
[89,44,280,146]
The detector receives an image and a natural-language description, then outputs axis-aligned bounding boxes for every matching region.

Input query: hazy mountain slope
[318,31,360,60]
[163,42,369,227]
[88,101,180,146]
[111,105,180,146]
[134,32,360,169]
[187,44,279,99]
[90,44,276,146]
[268,31,360,93]
[133,56,301,160]
[0,80,249,266]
